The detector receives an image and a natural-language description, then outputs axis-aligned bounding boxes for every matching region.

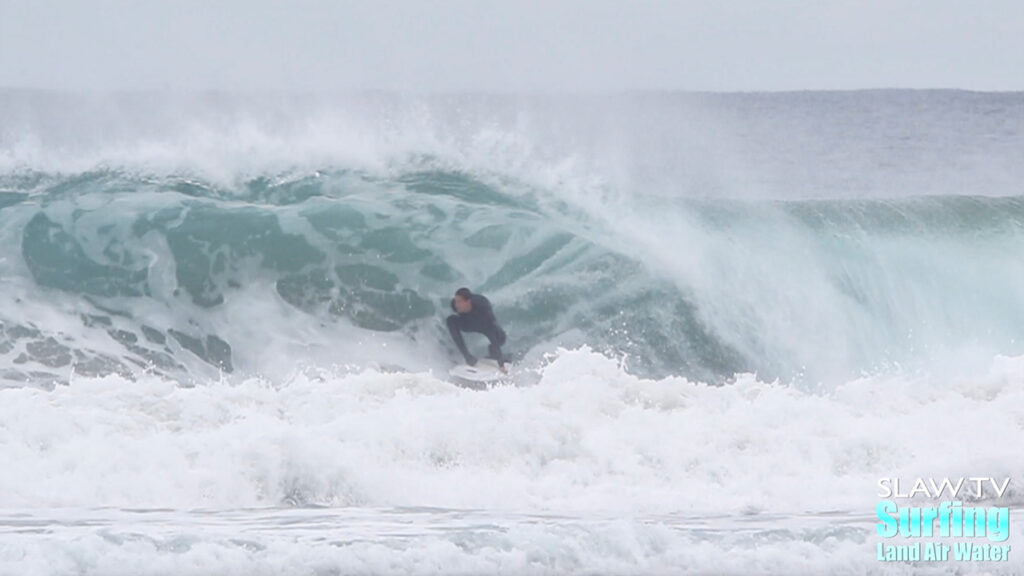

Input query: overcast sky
[1,0,1022,92]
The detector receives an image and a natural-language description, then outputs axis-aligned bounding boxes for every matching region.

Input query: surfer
[446,287,507,371]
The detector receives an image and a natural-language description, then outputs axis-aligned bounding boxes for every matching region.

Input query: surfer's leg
[446,314,476,364]
[486,328,507,366]
[488,341,503,361]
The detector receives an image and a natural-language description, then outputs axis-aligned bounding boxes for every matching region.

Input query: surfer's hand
[465,355,477,366]
[498,364,508,374]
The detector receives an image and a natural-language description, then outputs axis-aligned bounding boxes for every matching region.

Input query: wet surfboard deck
[449,358,510,388]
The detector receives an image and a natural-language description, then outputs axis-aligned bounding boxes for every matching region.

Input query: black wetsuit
[446,293,506,366]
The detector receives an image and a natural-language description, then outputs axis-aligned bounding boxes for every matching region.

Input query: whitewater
[1,90,1023,574]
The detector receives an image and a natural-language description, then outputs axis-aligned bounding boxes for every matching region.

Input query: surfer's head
[454,287,473,313]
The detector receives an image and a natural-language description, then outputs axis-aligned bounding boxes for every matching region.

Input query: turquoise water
[3,165,1024,384]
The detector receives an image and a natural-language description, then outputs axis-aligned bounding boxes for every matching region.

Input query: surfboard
[448,358,509,385]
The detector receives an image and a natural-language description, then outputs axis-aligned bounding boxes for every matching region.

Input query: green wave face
[4,166,1024,386]
[1,91,1022,385]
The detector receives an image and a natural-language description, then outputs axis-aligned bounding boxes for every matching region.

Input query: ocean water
[0,90,1023,575]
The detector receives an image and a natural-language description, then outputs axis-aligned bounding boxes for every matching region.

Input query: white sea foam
[0,348,1022,573]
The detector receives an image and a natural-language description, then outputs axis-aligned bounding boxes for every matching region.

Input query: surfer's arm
[446,314,475,364]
